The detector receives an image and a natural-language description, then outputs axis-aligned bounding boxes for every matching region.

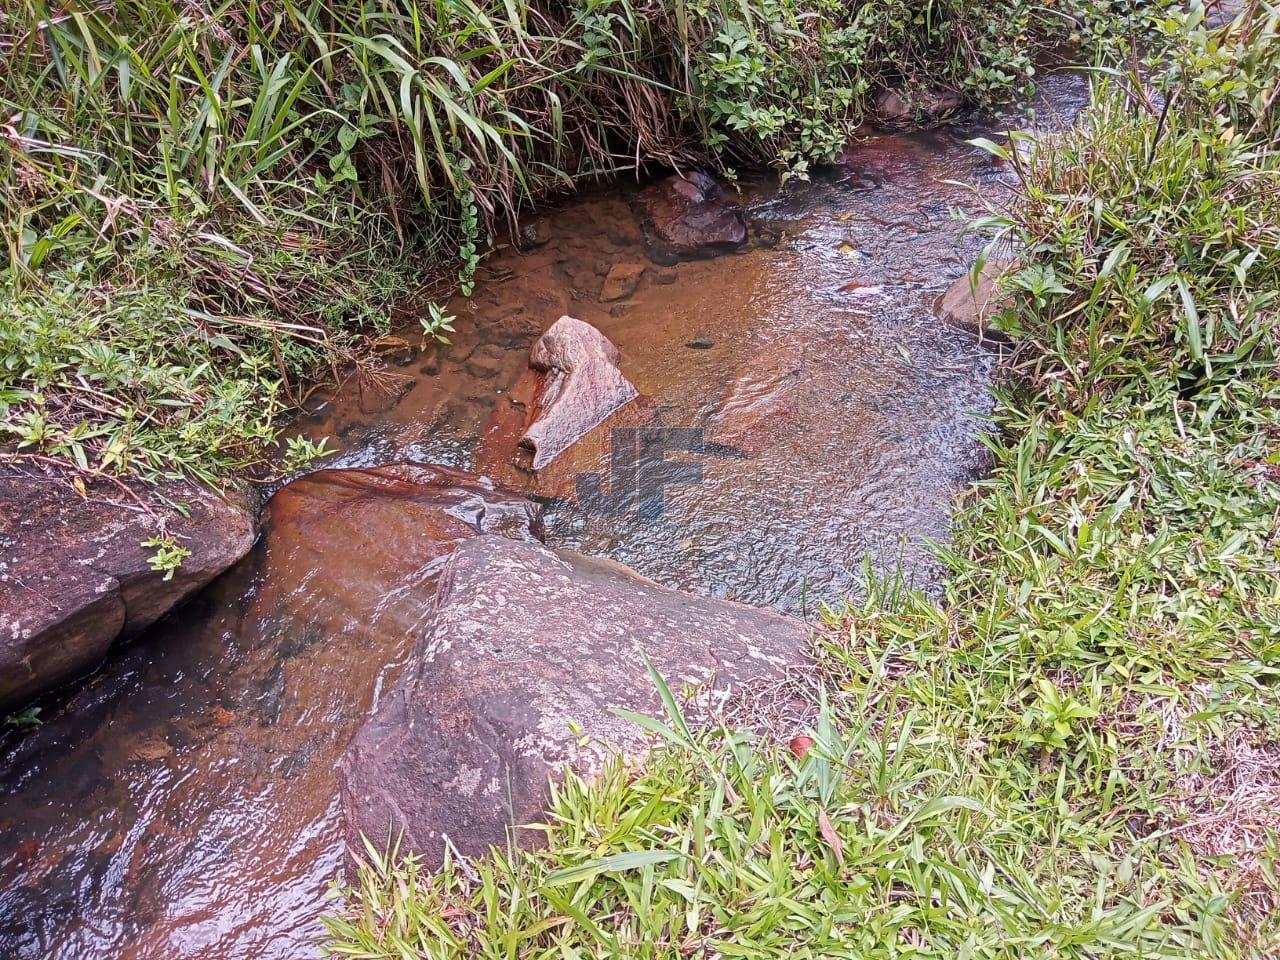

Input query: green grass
[322,5,1280,957]
[1,0,1160,485]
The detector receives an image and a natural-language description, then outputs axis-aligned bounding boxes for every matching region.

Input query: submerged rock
[340,535,808,867]
[634,171,748,264]
[706,344,805,455]
[837,130,949,187]
[872,87,964,129]
[935,259,1017,341]
[259,464,544,631]
[0,471,259,710]
[600,261,646,302]
[519,316,639,470]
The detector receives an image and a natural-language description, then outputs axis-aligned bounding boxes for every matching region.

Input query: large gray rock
[340,535,808,867]
[634,171,748,264]
[0,470,259,710]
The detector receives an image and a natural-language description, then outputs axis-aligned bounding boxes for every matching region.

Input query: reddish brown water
[0,74,1086,959]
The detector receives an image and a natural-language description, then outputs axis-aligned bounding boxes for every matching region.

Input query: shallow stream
[0,73,1085,959]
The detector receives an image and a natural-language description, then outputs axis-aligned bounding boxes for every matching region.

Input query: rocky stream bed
[0,73,1086,959]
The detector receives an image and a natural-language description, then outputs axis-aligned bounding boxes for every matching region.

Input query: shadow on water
[0,69,1088,959]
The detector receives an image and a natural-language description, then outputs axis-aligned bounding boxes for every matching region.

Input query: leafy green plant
[280,435,335,475]
[420,304,457,345]
[142,535,192,581]
[1006,263,1069,309]
[1017,678,1100,753]
[3,707,42,729]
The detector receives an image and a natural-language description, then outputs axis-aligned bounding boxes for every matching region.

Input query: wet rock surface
[0,463,540,960]
[341,535,807,867]
[0,471,259,711]
[935,259,1017,340]
[634,171,748,263]
[872,87,964,129]
[262,464,544,608]
[520,316,640,470]
[706,345,806,456]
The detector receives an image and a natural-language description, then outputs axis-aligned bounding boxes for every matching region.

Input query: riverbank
[1,0,1157,489]
[0,96,1020,956]
[0,0,1159,717]
[323,6,1280,957]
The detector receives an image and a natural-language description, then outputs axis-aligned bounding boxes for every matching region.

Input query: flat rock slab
[634,171,748,264]
[258,463,544,633]
[0,470,259,710]
[340,535,808,867]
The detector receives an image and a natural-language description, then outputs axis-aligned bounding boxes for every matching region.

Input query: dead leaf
[817,807,844,866]
[839,282,884,296]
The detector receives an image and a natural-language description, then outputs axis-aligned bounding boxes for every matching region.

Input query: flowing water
[0,73,1086,959]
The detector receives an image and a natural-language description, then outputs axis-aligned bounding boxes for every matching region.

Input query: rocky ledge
[340,535,809,868]
[0,471,260,711]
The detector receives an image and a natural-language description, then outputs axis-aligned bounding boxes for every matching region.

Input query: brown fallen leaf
[817,807,844,866]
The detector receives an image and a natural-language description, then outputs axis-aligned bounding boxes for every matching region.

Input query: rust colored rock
[934,259,1017,341]
[634,171,748,264]
[259,464,543,632]
[706,344,804,456]
[519,316,639,470]
[600,261,646,302]
[872,88,964,129]
[0,471,259,710]
[836,130,948,187]
[340,535,808,868]
[789,735,814,758]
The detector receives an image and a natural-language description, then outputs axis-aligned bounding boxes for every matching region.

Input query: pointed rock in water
[519,315,639,470]
[935,259,1017,342]
[634,171,748,264]
[0,472,260,711]
[339,535,808,868]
